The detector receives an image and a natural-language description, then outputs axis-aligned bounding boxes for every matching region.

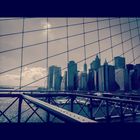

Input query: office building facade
[115,68,129,91]
[78,72,87,91]
[67,61,78,90]
[98,60,116,92]
[47,65,62,91]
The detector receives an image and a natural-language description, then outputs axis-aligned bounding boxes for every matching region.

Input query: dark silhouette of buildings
[98,60,117,92]
[131,64,140,91]
[47,55,140,93]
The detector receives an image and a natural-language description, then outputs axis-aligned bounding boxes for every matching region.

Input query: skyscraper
[90,55,101,91]
[131,64,140,90]
[83,63,87,73]
[115,68,129,91]
[114,56,129,91]
[93,70,99,91]
[126,64,134,74]
[61,71,67,91]
[47,65,62,91]
[90,55,101,71]
[78,72,87,91]
[98,60,116,92]
[114,56,125,69]
[47,65,55,90]
[53,67,62,90]
[98,66,105,92]
[126,64,134,91]
[128,70,134,91]
[87,68,94,91]
[67,61,78,91]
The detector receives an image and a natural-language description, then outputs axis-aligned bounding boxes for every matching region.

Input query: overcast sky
[0,18,140,88]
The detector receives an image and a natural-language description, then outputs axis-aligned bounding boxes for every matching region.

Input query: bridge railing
[0,90,140,123]
[0,91,95,123]
[25,91,140,122]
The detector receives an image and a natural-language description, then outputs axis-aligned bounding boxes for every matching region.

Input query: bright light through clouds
[41,21,52,30]
[43,22,51,29]
[41,21,53,38]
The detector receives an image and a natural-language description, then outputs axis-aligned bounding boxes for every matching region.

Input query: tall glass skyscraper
[61,71,67,91]
[47,65,62,91]
[114,56,129,91]
[78,63,88,91]
[67,61,78,90]
[90,55,101,91]
[87,69,95,91]
[78,72,87,91]
[115,68,129,91]
[98,60,116,92]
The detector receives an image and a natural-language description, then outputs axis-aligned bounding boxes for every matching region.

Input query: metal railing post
[46,97,50,123]
[120,102,124,122]
[106,100,110,123]
[18,95,22,123]
[89,98,93,119]
[132,103,136,120]
[70,95,75,112]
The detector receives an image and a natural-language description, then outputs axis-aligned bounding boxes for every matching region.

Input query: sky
[0,17,140,88]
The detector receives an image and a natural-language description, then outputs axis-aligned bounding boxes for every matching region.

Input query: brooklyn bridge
[0,17,140,123]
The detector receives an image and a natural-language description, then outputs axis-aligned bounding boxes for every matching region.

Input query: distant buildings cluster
[47,55,140,92]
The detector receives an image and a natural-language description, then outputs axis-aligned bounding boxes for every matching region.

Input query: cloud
[0,67,46,87]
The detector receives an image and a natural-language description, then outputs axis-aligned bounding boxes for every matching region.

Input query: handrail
[22,94,95,123]
[0,90,140,104]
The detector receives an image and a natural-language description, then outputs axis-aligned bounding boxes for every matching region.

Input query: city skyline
[47,55,140,92]
[0,18,140,87]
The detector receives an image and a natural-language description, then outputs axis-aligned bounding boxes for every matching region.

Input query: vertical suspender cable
[128,18,135,64]
[19,18,25,89]
[108,18,114,62]
[66,18,69,62]
[119,18,125,57]
[96,18,101,59]
[66,18,69,91]
[46,18,49,89]
[83,18,86,63]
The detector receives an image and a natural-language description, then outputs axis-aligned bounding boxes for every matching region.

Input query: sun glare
[42,22,51,29]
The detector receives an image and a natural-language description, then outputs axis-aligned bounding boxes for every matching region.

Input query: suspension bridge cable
[0,18,140,90]
[12,41,140,91]
[45,18,49,89]
[0,18,20,21]
[1,18,140,121]
[119,18,125,57]
[19,18,25,89]
[128,18,135,64]
[66,18,69,62]
[108,17,114,61]
[83,18,86,63]
[8,52,140,122]
[0,31,139,75]
[0,19,138,54]
[96,18,101,59]
[0,18,115,38]
[7,44,140,119]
